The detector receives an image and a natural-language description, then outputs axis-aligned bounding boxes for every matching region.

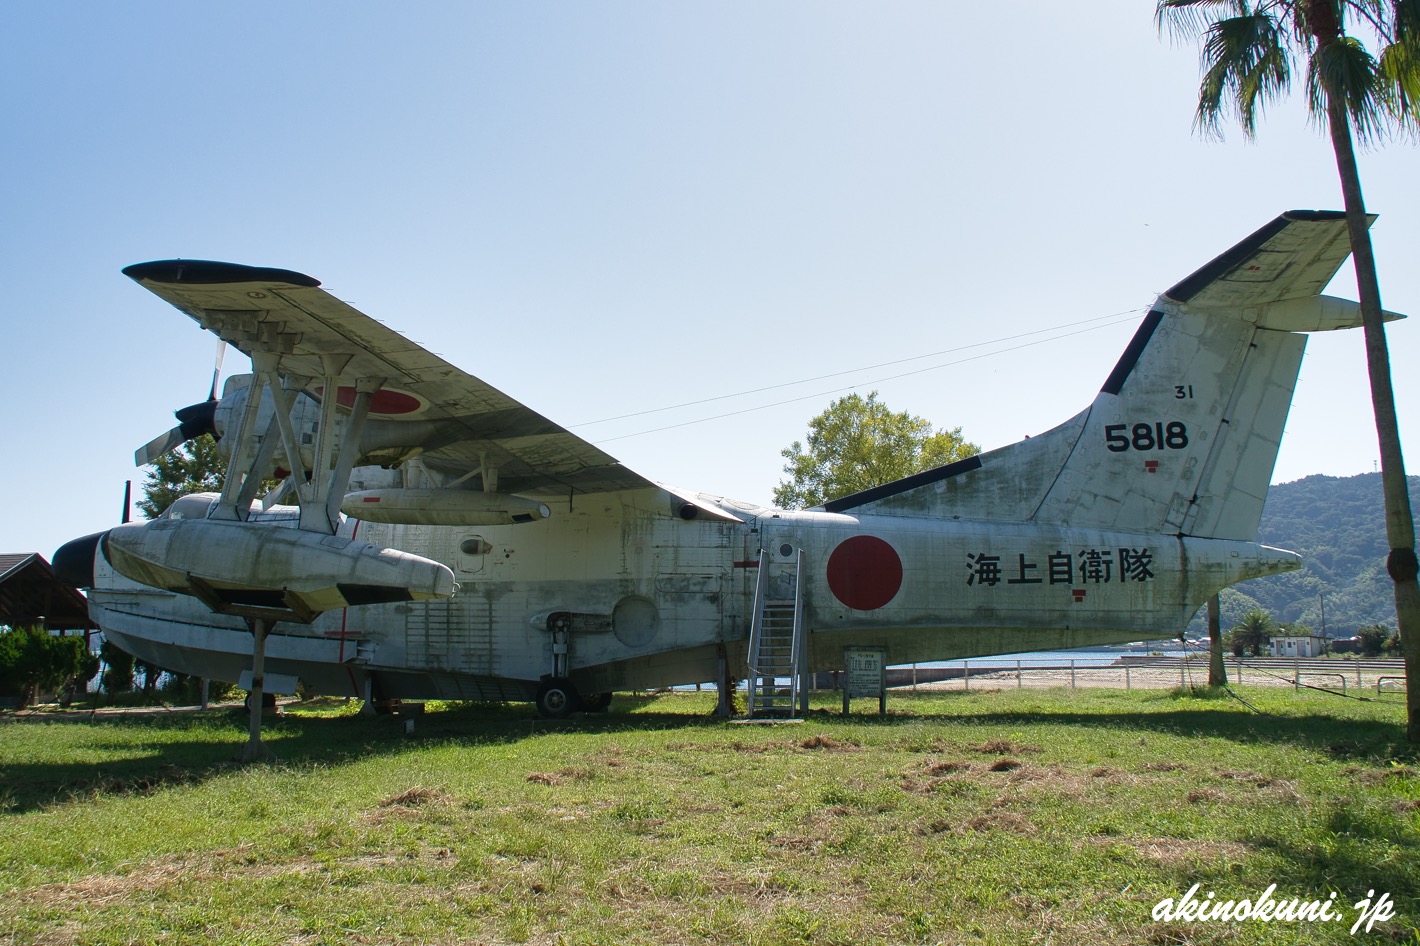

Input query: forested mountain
[1205,472,1420,636]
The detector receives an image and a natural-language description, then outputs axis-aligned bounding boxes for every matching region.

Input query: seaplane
[53,211,1402,737]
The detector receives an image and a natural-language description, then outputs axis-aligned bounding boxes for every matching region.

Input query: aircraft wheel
[581,692,612,713]
[244,692,277,713]
[536,678,581,718]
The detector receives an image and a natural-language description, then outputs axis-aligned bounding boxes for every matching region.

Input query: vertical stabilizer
[824,211,1404,542]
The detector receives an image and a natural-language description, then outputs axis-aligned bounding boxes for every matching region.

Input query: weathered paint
[61,213,1408,708]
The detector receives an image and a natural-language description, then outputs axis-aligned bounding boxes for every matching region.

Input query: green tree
[1382,627,1404,655]
[1158,1,1420,740]
[136,434,224,519]
[134,657,166,696]
[68,647,101,705]
[773,392,979,510]
[1229,608,1276,657]
[99,639,135,695]
[0,627,92,709]
[1357,622,1392,656]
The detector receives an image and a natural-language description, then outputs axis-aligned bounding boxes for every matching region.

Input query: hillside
[1209,472,1420,635]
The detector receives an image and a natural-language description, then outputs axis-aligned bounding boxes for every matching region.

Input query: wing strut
[207,340,384,535]
[320,377,382,531]
[211,358,269,523]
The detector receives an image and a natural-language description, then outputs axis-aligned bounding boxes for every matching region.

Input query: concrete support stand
[1208,594,1227,686]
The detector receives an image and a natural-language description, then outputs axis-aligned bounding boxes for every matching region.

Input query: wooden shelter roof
[0,553,95,631]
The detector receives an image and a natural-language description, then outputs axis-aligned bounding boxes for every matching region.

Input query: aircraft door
[761,530,804,601]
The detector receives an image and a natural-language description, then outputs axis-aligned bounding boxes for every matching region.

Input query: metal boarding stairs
[745,546,807,719]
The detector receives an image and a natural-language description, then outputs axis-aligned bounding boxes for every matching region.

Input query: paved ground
[911,663,1400,692]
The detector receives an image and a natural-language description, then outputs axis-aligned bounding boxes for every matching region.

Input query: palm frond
[1156,0,1252,42]
[1308,35,1388,141]
[1390,0,1420,71]
[1377,37,1420,133]
[1196,13,1294,137]
[1341,0,1393,41]
[1277,0,1316,48]
[1397,0,1420,35]
[1162,0,1420,141]
[1239,39,1293,127]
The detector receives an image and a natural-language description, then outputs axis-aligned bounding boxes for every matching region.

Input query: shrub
[0,627,92,709]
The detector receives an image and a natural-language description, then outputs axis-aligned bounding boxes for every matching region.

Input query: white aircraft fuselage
[86,496,1298,704]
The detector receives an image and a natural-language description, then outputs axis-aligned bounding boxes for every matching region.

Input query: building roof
[0,553,95,631]
[0,553,35,578]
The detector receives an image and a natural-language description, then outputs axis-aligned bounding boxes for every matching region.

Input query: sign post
[842,646,887,715]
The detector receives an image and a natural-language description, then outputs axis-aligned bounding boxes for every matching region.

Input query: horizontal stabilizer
[825,211,1384,543]
[1165,209,1376,311]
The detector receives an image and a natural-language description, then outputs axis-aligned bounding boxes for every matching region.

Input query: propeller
[133,340,227,467]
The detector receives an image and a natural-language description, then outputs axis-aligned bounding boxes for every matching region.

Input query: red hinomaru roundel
[314,386,427,418]
[826,535,903,611]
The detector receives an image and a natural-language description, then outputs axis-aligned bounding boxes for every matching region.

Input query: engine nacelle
[101,518,455,621]
[341,488,552,526]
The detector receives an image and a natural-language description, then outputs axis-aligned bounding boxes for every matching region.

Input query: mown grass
[1,686,1416,945]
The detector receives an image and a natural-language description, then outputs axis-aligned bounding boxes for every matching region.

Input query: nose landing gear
[536,677,581,718]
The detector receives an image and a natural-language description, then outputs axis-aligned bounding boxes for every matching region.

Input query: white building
[1270,635,1328,658]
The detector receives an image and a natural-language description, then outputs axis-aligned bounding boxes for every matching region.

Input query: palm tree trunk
[1323,93,1420,742]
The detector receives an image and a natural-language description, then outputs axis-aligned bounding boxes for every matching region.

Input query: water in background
[906,638,1200,670]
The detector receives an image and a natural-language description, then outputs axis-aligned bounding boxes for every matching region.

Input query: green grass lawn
[1,686,1416,945]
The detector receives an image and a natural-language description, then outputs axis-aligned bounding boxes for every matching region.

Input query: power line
[573,308,1142,430]
[592,311,1142,444]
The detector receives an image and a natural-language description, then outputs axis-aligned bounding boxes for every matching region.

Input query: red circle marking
[826,535,903,611]
[317,386,424,416]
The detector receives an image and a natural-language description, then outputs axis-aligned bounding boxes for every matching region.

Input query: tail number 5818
[1105,421,1188,452]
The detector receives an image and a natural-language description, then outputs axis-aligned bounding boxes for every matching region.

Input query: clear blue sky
[3,2,1416,559]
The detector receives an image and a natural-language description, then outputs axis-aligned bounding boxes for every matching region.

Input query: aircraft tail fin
[824,211,1405,541]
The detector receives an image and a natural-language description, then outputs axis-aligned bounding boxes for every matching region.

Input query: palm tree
[1157,0,1420,740]
[1230,609,1276,657]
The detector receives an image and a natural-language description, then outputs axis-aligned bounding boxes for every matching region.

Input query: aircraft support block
[240,618,275,764]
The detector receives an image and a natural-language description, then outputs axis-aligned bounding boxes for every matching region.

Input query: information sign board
[842,646,887,714]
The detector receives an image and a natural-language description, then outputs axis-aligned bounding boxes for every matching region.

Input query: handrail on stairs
[787,547,805,715]
[745,546,771,716]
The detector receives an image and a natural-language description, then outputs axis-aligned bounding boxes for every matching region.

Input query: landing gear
[580,691,612,713]
[243,691,278,712]
[536,677,581,718]
[240,617,275,763]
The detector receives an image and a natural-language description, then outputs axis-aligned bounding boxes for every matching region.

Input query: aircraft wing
[1162,209,1373,308]
[123,260,658,499]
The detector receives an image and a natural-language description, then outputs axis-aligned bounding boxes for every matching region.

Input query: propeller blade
[121,480,132,524]
[135,426,186,466]
[209,340,227,401]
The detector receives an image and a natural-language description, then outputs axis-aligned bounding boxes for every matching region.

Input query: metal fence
[874,656,1406,692]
